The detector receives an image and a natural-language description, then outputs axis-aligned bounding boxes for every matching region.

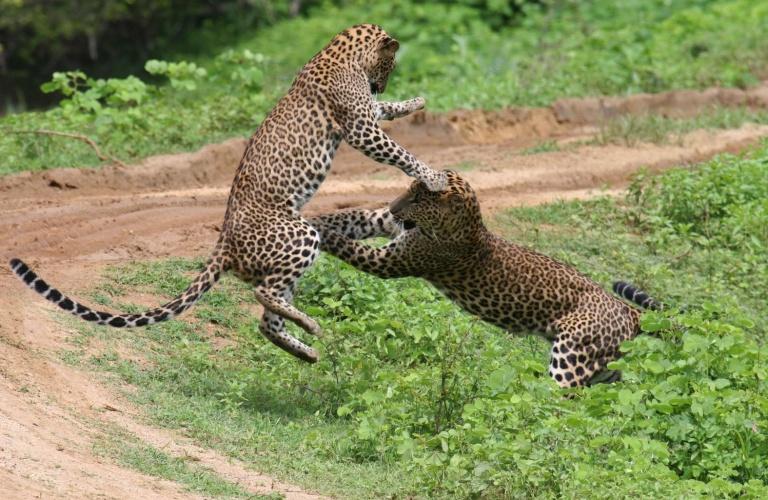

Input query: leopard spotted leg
[239,218,323,362]
[258,286,319,363]
[548,312,622,388]
[254,285,321,337]
[333,80,446,191]
[340,116,446,191]
[548,340,598,389]
[308,207,403,240]
[374,97,425,121]
[319,230,419,278]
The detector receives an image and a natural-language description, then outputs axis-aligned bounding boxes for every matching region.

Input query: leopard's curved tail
[9,245,228,328]
[612,281,661,310]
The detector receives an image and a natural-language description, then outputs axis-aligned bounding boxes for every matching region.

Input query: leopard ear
[379,36,399,55]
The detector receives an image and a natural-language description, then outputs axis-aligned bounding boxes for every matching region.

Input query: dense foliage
[0,0,537,113]
[0,0,320,112]
[2,0,768,174]
[71,144,768,498]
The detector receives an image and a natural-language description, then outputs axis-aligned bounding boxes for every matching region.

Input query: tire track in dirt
[3,123,765,265]
[1,83,768,499]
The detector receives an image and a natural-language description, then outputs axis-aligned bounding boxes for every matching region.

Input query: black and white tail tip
[10,258,135,326]
[8,257,203,328]
[10,257,69,307]
[612,281,660,310]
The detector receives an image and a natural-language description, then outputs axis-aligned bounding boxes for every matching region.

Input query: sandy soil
[1,82,767,499]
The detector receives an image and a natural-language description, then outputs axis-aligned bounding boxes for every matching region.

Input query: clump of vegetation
[596,106,768,146]
[520,139,561,155]
[93,426,256,498]
[63,143,768,498]
[0,49,271,175]
[628,147,768,247]
[3,0,768,174]
[0,0,315,112]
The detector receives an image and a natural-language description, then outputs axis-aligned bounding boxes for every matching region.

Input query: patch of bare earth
[1,82,768,498]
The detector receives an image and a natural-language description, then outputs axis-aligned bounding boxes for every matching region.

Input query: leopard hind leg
[257,285,319,363]
[548,311,624,388]
[249,218,323,362]
[254,284,321,338]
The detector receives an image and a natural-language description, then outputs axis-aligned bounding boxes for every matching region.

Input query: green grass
[53,141,768,498]
[520,139,561,155]
[62,260,422,499]
[93,427,265,498]
[2,0,768,175]
[595,106,768,146]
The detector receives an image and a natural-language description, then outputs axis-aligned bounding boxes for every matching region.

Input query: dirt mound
[553,84,768,124]
[0,138,248,197]
[2,81,767,198]
[1,83,768,498]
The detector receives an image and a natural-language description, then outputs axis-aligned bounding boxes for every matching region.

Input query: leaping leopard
[309,170,660,387]
[10,24,447,363]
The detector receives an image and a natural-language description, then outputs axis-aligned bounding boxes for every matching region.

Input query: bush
[3,0,768,174]
[76,144,768,497]
[629,148,768,244]
[312,145,768,496]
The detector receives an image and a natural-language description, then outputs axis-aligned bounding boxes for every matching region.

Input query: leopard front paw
[410,96,426,111]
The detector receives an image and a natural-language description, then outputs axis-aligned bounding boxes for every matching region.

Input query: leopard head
[366,34,398,94]
[389,170,484,239]
[333,24,399,94]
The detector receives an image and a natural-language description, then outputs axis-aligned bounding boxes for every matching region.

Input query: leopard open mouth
[370,81,379,94]
[403,220,416,230]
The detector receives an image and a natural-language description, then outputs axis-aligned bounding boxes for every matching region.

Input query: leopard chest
[289,132,343,210]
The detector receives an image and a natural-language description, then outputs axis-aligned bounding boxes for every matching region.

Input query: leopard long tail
[9,245,228,328]
[612,281,661,310]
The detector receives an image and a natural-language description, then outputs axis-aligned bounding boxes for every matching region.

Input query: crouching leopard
[309,171,660,387]
[9,24,447,364]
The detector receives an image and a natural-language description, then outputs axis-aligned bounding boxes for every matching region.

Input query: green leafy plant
[57,143,768,497]
[4,0,768,175]
[144,60,208,91]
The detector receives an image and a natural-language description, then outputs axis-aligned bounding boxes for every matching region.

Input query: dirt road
[1,83,767,498]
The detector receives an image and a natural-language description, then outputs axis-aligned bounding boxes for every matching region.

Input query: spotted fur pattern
[309,171,660,387]
[9,24,447,364]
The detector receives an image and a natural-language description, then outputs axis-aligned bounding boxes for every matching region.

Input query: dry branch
[4,129,127,167]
